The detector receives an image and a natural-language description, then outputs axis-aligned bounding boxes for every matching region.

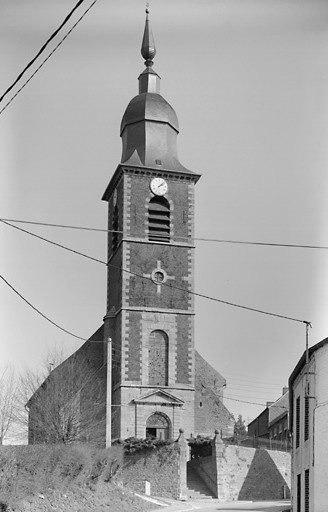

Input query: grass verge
[0,444,160,511]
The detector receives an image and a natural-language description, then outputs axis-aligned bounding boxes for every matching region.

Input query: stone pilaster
[212,428,225,500]
[177,428,188,500]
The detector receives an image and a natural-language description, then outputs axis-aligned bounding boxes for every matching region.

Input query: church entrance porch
[130,388,187,440]
[146,412,170,440]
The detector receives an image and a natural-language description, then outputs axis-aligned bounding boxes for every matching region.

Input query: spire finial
[141,4,156,67]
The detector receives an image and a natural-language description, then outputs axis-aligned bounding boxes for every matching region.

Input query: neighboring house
[247,388,290,450]
[269,388,290,449]
[28,12,234,445]
[248,404,271,441]
[289,337,328,512]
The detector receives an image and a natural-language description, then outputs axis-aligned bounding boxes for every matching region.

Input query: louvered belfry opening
[148,196,170,242]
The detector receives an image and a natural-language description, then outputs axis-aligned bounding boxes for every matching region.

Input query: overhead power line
[226,385,283,395]
[225,375,283,387]
[0,219,104,265]
[111,344,286,388]
[1,217,328,250]
[0,274,86,342]
[0,0,98,115]
[0,272,293,410]
[0,218,108,233]
[0,273,289,409]
[48,353,275,411]
[223,395,288,410]
[0,218,310,325]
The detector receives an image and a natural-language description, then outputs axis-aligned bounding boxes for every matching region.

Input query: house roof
[248,389,289,431]
[248,407,269,429]
[288,337,328,431]
[268,391,288,426]
[194,350,226,390]
[26,325,105,408]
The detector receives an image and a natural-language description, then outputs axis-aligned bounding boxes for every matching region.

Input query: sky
[1,0,328,425]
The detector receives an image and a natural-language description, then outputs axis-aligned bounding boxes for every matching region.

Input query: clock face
[150,177,168,196]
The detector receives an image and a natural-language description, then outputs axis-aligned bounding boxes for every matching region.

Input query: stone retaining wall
[122,431,187,499]
[193,433,291,502]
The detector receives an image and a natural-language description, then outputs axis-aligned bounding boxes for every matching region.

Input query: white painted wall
[291,342,328,512]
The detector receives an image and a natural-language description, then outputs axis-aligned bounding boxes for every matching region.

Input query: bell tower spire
[141,6,156,67]
[138,7,161,94]
[119,7,197,171]
[102,7,203,444]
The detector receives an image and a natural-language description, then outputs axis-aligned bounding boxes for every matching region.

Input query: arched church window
[146,412,170,440]
[148,196,170,243]
[112,204,119,251]
[148,330,168,386]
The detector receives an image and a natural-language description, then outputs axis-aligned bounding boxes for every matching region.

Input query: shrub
[122,437,174,453]
[188,435,212,459]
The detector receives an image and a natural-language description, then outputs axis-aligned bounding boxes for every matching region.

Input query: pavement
[146,497,291,512]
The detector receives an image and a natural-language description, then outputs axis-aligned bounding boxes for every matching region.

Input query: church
[28,10,234,446]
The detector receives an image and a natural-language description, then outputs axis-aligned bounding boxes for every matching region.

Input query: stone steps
[187,464,215,500]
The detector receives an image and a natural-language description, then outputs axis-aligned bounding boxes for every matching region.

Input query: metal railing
[224,436,291,452]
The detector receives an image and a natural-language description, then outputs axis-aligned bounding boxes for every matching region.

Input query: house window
[148,196,170,242]
[296,396,300,448]
[304,395,309,441]
[297,473,301,512]
[148,330,169,386]
[305,469,309,512]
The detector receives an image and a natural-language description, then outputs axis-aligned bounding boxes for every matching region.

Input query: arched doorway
[146,412,170,440]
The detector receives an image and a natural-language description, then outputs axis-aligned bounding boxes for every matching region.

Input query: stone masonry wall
[122,433,187,499]
[193,434,291,502]
[194,352,234,437]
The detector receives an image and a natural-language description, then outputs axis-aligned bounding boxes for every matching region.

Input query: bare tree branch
[0,365,17,444]
[16,347,107,446]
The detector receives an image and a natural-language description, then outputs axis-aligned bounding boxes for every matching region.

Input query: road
[149,499,291,512]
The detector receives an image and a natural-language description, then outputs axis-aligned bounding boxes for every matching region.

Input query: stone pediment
[133,389,184,406]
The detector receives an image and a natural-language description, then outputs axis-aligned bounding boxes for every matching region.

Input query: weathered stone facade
[122,431,188,500]
[191,433,291,502]
[28,11,234,447]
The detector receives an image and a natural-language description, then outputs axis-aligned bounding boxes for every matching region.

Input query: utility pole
[106,337,112,448]
[305,321,312,393]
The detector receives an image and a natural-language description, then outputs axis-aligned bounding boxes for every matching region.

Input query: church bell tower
[102,9,201,440]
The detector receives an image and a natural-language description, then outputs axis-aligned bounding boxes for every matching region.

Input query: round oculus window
[153,271,165,283]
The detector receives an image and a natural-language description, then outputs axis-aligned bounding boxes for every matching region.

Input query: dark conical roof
[119,8,197,176]
[120,92,179,136]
